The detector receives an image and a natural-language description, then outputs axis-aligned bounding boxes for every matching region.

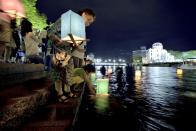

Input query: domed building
[152,42,163,50]
[146,42,175,63]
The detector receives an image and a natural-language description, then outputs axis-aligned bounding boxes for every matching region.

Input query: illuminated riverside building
[146,42,175,63]
[132,42,184,64]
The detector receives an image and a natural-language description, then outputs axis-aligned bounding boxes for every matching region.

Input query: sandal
[58,94,69,103]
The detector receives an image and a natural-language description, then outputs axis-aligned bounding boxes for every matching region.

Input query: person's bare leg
[55,80,68,102]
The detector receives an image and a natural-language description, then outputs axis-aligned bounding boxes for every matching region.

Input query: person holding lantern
[71,8,96,68]
[48,8,96,103]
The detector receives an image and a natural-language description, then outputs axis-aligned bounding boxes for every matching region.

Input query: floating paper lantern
[135,70,141,81]
[61,10,86,45]
[96,78,109,94]
[135,70,141,77]
[177,68,183,75]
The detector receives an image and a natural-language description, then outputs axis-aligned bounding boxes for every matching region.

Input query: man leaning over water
[48,8,96,103]
[72,9,96,68]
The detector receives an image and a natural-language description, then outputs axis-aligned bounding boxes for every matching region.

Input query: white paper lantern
[61,10,86,45]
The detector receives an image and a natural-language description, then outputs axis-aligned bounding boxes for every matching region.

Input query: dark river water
[76,67,196,131]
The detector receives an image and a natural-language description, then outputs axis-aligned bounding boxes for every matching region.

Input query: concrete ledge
[0,63,47,88]
[0,63,44,75]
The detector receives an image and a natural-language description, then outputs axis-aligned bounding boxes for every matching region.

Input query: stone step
[0,63,47,88]
[17,83,86,131]
[0,78,53,131]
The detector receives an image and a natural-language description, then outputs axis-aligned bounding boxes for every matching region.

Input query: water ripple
[133,67,196,130]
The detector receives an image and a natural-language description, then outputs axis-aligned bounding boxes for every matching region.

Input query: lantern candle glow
[177,68,183,75]
[96,78,109,94]
[61,10,86,45]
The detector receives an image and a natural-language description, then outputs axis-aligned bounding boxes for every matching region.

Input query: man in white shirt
[48,8,96,103]
[72,8,96,68]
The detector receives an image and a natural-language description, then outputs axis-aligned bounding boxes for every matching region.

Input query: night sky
[36,0,196,58]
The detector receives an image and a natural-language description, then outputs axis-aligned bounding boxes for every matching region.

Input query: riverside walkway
[0,63,86,131]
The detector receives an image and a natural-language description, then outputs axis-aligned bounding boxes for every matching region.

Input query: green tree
[182,50,196,59]
[21,0,48,29]
[168,50,196,60]
[168,50,183,59]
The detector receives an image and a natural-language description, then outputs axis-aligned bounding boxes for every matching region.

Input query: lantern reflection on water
[134,69,142,82]
[135,70,141,77]
[61,10,86,45]
[95,95,109,113]
[96,78,109,94]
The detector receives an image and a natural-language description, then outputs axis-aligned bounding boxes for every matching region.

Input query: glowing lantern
[134,70,141,81]
[0,0,25,18]
[96,78,109,94]
[135,70,141,77]
[61,10,86,46]
[177,68,183,75]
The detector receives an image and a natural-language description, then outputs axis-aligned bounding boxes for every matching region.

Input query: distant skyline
[37,0,196,58]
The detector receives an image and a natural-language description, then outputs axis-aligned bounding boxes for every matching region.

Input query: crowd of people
[0,17,47,64]
[47,8,96,103]
[1,0,135,104]
[0,4,97,103]
[100,64,134,85]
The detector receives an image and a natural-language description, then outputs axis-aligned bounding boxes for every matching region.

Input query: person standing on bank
[48,8,96,103]
[72,9,96,68]
[100,65,106,77]
[21,18,43,64]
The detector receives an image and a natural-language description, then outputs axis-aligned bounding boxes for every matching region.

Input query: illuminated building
[146,42,175,63]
